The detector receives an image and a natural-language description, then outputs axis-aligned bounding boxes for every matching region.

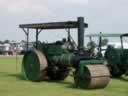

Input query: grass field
[0,56,128,96]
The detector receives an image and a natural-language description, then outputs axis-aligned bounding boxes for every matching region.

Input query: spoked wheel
[47,65,70,80]
[22,49,47,81]
[74,64,110,89]
[105,47,124,77]
[104,60,124,77]
[109,65,124,77]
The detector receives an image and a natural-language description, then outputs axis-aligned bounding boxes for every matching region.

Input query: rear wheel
[109,65,124,77]
[47,65,70,80]
[105,47,124,77]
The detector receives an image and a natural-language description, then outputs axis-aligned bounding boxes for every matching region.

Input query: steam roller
[86,32,128,78]
[22,48,110,89]
[20,17,110,89]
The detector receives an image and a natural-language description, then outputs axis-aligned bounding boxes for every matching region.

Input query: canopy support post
[22,28,29,50]
[35,29,42,48]
[89,36,92,41]
[120,36,123,49]
[98,32,102,53]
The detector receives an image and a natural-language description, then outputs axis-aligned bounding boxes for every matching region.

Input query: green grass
[0,56,128,96]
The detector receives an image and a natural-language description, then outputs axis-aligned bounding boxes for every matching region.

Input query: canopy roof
[86,33,122,37]
[120,33,128,37]
[19,21,88,29]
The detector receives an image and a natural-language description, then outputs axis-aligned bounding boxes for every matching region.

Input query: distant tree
[21,40,26,43]
[11,40,16,43]
[4,39,10,43]
[20,40,26,48]
[0,40,3,44]
[87,41,97,49]
[101,38,108,46]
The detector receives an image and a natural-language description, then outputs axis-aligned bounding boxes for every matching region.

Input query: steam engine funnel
[78,17,85,50]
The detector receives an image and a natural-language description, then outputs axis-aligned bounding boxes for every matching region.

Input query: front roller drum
[74,64,110,89]
[22,49,48,81]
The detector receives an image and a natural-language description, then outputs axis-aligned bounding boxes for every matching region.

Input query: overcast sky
[0,0,128,42]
